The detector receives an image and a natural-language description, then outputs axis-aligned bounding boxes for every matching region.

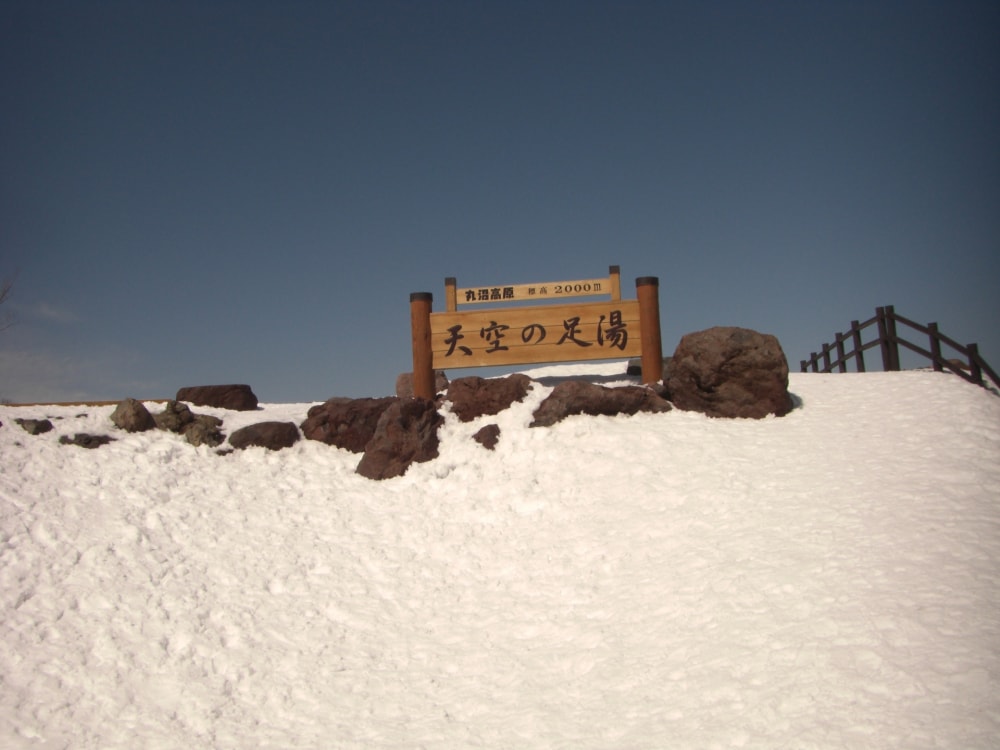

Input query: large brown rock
[356,399,444,480]
[176,384,258,411]
[664,326,794,418]
[530,380,671,427]
[300,397,397,453]
[446,374,533,422]
[228,421,300,451]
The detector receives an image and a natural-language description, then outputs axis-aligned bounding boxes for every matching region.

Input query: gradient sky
[2,0,998,403]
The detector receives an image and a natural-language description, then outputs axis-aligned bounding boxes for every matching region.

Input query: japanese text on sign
[429,299,643,368]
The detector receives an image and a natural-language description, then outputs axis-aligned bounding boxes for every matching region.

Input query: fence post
[967,343,983,386]
[410,292,434,400]
[635,276,663,385]
[885,305,900,370]
[876,307,893,371]
[851,321,866,372]
[821,343,831,372]
[928,322,943,372]
[835,333,847,372]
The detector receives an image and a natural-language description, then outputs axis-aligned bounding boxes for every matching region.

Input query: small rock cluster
[3,327,795,480]
[111,397,225,447]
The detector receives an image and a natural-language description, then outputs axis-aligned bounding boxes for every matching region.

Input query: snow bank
[2,365,998,748]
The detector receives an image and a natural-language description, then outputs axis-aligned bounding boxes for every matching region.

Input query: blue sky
[2,0,998,403]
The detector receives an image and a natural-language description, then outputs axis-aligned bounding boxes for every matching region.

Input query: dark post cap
[635,276,659,287]
[410,292,433,302]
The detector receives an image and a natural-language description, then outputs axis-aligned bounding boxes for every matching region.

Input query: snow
[2,363,999,749]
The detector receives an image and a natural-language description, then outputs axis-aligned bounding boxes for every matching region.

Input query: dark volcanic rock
[228,421,300,451]
[446,374,533,422]
[356,399,444,480]
[154,400,196,432]
[472,423,501,450]
[300,397,397,453]
[395,370,450,399]
[183,416,225,447]
[15,418,54,435]
[153,401,223,446]
[110,398,156,433]
[176,384,258,411]
[59,433,114,449]
[530,381,671,427]
[664,326,794,418]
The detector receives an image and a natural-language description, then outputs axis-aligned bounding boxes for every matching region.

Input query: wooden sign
[410,266,662,400]
[430,299,642,367]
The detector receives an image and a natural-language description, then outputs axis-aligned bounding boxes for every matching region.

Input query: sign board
[409,265,662,400]
[430,299,642,367]
[451,275,620,307]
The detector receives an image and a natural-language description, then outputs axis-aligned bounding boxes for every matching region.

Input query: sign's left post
[410,292,435,400]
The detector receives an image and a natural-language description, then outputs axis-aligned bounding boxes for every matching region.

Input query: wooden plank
[456,276,616,306]
[430,299,642,368]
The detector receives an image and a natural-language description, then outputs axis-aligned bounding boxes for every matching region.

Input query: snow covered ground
[2,363,999,749]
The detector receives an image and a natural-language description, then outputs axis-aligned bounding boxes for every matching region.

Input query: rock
[664,326,794,418]
[356,399,443,480]
[446,374,533,422]
[530,380,671,427]
[59,433,114,449]
[183,416,225,447]
[110,398,156,433]
[396,370,450,399]
[153,401,223,446]
[14,418,54,435]
[472,423,501,450]
[300,397,397,453]
[154,400,196,432]
[176,384,258,411]
[228,421,300,451]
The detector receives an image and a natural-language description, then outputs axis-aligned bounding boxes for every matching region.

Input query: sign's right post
[636,276,663,386]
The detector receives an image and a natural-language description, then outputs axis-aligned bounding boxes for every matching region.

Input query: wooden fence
[800,305,999,390]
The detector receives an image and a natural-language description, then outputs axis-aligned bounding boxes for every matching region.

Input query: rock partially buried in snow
[176,384,259,411]
[110,398,156,433]
[665,326,794,419]
[59,433,114,449]
[228,422,300,451]
[530,380,671,427]
[445,374,533,422]
[356,399,443,480]
[395,370,449,399]
[300,397,398,453]
[15,418,54,435]
[472,423,501,450]
[153,400,224,447]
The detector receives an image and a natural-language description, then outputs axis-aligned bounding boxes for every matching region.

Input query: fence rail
[800,305,999,390]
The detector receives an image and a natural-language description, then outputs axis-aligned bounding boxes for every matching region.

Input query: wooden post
[876,307,892,371]
[635,276,662,385]
[884,305,900,370]
[821,343,832,372]
[929,322,942,372]
[835,333,847,372]
[850,321,866,372]
[967,343,983,386]
[444,277,457,312]
[410,292,434,400]
[609,265,622,301]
